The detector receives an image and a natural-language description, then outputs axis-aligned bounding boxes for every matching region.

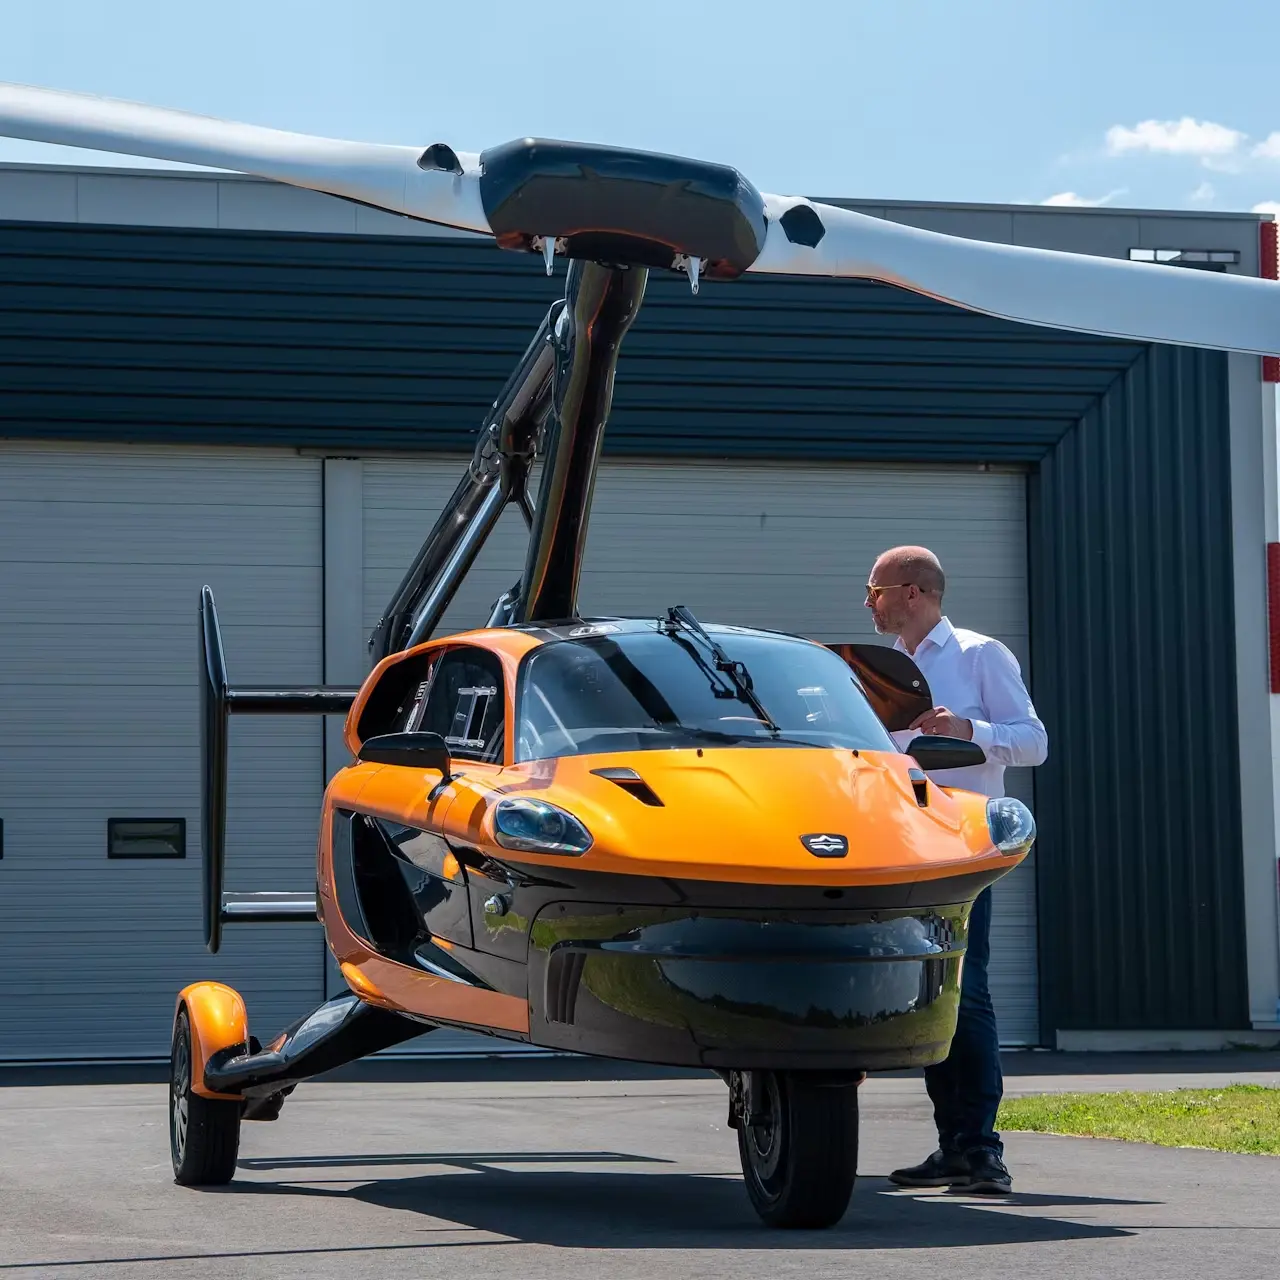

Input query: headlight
[493,798,593,856]
[986,797,1036,856]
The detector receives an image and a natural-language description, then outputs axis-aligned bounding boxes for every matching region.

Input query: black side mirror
[905,735,986,772]
[357,731,452,777]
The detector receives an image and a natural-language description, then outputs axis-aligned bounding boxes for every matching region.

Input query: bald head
[875,545,946,597]
[865,545,947,649]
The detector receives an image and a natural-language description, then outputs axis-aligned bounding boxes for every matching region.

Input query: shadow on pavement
[0,1055,709,1088]
[5,1048,1277,1090]
[239,1149,673,1171]
[223,1158,1144,1249]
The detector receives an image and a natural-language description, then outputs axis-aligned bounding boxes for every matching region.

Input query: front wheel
[734,1069,858,1228]
[170,1007,241,1185]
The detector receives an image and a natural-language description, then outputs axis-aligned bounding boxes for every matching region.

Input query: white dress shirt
[889,616,1048,798]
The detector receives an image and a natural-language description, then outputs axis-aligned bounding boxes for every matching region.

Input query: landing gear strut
[728,1069,861,1228]
[168,987,428,1187]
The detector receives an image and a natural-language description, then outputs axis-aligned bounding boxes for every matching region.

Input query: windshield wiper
[661,605,781,734]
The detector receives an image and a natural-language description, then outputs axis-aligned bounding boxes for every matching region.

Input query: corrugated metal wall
[0,221,1133,458]
[1030,345,1247,1033]
[0,218,1250,1034]
[0,442,327,1058]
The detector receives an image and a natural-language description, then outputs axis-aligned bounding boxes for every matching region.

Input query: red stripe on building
[1269,543,1280,692]
[1262,222,1280,382]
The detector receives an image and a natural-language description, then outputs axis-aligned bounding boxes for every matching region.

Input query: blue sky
[2,0,1279,215]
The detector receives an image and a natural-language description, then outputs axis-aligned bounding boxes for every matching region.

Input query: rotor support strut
[367,303,560,663]
[513,260,648,624]
[372,259,648,651]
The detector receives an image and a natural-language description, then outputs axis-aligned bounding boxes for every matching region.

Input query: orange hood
[456,747,1009,887]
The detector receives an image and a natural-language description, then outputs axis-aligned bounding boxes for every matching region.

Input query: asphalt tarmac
[1,1052,1277,1279]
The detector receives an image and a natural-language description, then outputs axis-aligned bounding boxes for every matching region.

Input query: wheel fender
[176,981,247,1101]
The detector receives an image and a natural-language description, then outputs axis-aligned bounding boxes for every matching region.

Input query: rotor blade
[0,82,490,235]
[750,195,1280,356]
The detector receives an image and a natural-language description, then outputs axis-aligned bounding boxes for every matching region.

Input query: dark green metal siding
[1030,346,1247,1032]
[0,222,1133,459]
[0,219,1248,1035]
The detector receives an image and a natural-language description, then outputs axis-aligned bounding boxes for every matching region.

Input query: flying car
[2,82,1276,1230]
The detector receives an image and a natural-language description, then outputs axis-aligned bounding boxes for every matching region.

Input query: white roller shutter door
[361,455,1040,1047]
[0,442,326,1061]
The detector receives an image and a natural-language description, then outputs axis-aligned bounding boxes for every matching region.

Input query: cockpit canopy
[514,623,898,763]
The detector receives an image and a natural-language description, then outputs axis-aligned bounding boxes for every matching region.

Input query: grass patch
[998,1085,1280,1155]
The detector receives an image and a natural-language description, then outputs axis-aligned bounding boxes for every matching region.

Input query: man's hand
[909,707,973,740]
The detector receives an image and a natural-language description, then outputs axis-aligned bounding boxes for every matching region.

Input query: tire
[736,1069,858,1229]
[169,1007,241,1186]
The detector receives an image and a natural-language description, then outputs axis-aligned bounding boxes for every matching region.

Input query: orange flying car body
[166,140,1034,1230]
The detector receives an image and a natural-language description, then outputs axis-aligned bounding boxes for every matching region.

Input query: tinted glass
[415,647,505,763]
[515,628,897,761]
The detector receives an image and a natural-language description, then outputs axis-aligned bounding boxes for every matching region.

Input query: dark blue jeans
[924,885,1003,1157]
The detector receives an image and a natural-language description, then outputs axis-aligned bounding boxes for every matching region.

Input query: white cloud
[1190,182,1215,203]
[1041,189,1124,207]
[1254,133,1280,160]
[1201,155,1247,175]
[1105,118,1244,160]
[1253,201,1280,217]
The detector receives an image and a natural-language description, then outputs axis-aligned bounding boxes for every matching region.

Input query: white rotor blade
[0,82,490,234]
[752,196,1280,356]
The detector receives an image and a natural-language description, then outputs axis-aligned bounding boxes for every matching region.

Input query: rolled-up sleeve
[968,641,1048,767]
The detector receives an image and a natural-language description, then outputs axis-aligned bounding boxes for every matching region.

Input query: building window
[1128,248,1239,272]
[108,818,186,859]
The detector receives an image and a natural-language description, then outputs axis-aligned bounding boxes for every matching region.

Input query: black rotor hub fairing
[478,137,770,278]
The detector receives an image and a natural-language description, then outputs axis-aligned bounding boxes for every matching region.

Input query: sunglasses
[864,582,914,601]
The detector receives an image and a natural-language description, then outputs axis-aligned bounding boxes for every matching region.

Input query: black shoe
[888,1148,972,1187]
[956,1147,1012,1195]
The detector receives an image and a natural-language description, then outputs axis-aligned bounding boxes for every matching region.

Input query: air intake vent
[590,766,663,807]
[545,949,587,1024]
[908,767,929,807]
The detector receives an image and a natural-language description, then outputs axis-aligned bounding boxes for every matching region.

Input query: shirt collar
[893,615,954,656]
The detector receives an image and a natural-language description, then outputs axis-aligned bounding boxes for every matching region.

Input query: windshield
[514,627,898,762]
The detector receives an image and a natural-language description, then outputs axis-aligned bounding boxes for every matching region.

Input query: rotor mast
[368,258,647,658]
[510,260,648,624]
[368,137,771,658]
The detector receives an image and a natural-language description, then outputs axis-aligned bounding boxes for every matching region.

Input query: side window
[413,647,506,764]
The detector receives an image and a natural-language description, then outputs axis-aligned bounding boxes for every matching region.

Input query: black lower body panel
[526,904,969,1071]
[332,808,986,1070]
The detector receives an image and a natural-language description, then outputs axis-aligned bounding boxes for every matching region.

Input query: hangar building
[1,161,1277,1060]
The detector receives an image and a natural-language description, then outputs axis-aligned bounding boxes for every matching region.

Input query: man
[865,544,1047,1195]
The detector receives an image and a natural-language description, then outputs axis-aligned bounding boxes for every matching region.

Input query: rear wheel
[169,1007,241,1186]
[735,1069,859,1228]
